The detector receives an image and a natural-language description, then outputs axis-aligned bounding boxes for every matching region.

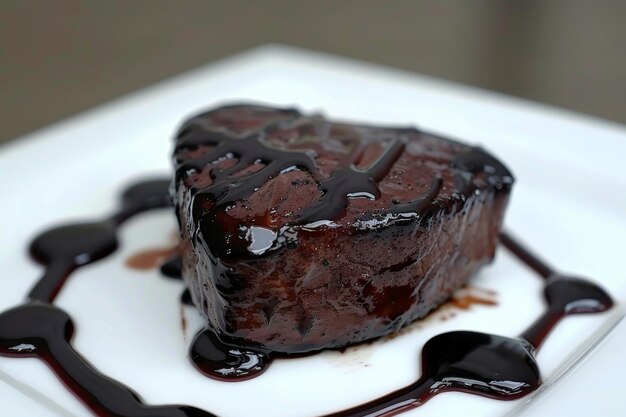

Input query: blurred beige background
[1,0,625,144]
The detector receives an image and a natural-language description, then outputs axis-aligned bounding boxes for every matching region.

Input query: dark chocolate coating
[172,104,514,353]
[0,175,612,416]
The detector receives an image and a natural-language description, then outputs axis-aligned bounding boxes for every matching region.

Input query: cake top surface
[173,104,513,256]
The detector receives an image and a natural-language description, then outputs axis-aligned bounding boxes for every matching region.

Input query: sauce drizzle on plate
[0,178,613,417]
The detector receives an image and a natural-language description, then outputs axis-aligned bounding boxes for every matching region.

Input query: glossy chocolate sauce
[173,106,520,358]
[500,232,613,349]
[176,113,451,266]
[160,255,502,383]
[155,230,612,417]
[158,258,193,305]
[175,112,511,230]
[0,179,215,417]
[160,256,183,279]
[0,176,615,417]
[158,257,271,380]
[321,232,613,417]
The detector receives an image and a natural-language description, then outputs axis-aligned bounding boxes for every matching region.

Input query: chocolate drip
[27,179,171,303]
[181,122,426,227]
[176,111,443,254]
[155,257,192,305]
[160,256,183,279]
[189,133,320,209]
[325,332,539,417]
[499,232,553,279]
[0,179,218,417]
[452,147,514,192]
[323,232,613,416]
[181,289,193,306]
[0,170,615,417]
[298,139,407,223]
[190,328,271,382]
[501,232,613,348]
[111,179,174,224]
[0,303,213,417]
[28,222,118,302]
[521,276,613,349]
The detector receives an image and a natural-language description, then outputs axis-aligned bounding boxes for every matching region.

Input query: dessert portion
[172,104,514,353]
[1,177,613,417]
[1,103,615,417]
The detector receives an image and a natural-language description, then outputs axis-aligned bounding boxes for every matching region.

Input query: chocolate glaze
[0,174,615,417]
[323,231,613,416]
[28,179,172,303]
[0,303,213,417]
[499,232,553,279]
[160,256,183,279]
[181,289,194,306]
[500,232,613,349]
[176,105,512,259]
[174,104,515,354]
[324,332,539,417]
[157,257,193,306]
[190,328,271,382]
[158,256,270,379]
[157,255,274,379]
[29,222,118,303]
[161,233,611,417]
[0,179,214,417]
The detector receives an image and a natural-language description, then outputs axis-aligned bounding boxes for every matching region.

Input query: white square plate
[1,45,625,417]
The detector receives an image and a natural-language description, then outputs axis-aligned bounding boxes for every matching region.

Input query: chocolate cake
[172,104,514,353]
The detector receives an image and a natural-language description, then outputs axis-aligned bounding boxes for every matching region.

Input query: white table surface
[1,45,625,417]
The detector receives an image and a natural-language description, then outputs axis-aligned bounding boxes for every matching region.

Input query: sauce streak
[158,256,272,381]
[147,228,613,417]
[176,111,456,264]
[0,179,215,417]
[126,243,179,270]
[448,291,498,310]
[0,177,614,417]
[321,232,613,416]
